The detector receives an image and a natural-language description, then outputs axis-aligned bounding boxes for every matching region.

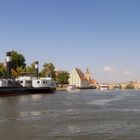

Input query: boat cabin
[16,76,56,88]
[16,76,33,87]
[0,79,8,87]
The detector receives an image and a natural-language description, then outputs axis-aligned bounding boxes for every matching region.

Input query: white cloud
[103,66,115,72]
[123,70,132,75]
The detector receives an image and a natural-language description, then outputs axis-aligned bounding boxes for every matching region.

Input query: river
[0,89,140,140]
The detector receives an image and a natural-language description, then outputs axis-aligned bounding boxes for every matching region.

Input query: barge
[0,78,56,96]
[0,52,56,96]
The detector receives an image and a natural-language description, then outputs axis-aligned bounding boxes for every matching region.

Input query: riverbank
[56,87,66,91]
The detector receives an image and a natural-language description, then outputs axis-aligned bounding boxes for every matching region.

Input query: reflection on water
[0,90,140,140]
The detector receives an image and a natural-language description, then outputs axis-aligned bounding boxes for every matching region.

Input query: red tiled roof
[75,68,88,81]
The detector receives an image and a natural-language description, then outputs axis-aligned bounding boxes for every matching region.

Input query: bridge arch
[126,83,134,89]
[113,84,122,89]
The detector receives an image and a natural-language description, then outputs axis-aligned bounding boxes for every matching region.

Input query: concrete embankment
[56,87,66,91]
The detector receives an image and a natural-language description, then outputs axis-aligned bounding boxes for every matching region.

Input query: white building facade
[69,68,89,88]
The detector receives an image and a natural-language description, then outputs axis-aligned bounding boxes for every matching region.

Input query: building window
[37,81,40,84]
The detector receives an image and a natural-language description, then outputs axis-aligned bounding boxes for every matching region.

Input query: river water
[0,89,140,140]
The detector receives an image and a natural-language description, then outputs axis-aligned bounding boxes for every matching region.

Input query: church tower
[84,69,91,81]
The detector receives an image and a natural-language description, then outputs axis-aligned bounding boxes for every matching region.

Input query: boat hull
[0,87,56,96]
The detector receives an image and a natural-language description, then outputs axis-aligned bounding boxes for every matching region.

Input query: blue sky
[0,0,140,83]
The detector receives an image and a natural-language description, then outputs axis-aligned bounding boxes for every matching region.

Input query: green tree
[0,63,6,78]
[25,62,36,73]
[25,62,41,77]
[12,62,37,78]
[41,63,55,78]
[56,71,69,84]
[11,50,26,69]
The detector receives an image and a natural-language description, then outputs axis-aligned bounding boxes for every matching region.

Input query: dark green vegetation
[55,71,70,84]
[0,63,6,78]
[11,51,26,69]
[41,63,56,78]
[0,50,69,84]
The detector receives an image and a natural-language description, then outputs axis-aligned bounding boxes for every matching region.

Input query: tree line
[0,50,69,84]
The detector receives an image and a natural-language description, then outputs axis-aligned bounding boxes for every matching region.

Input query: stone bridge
[95,82,140,90]
[109,82,140,90]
